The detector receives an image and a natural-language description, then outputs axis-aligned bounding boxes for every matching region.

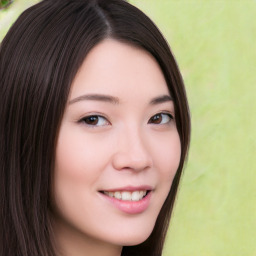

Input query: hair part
[0,0,190,255]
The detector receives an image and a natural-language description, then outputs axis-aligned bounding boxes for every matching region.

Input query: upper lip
[100,185,153,192]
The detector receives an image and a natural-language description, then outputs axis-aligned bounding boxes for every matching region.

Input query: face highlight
[52,39,181,256]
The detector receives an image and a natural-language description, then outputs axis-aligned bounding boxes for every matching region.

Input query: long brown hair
[0,0,190,255]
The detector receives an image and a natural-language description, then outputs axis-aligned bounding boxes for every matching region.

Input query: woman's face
[52,39,181,255]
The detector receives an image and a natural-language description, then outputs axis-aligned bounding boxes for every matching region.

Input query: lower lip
[100,192,152,214]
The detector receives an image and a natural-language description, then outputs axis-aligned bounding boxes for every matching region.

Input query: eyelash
[78,112,174,127]
[148,113,174,125]
[78,115,110,127]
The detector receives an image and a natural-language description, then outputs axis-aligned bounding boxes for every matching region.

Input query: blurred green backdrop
[1,1,255,255]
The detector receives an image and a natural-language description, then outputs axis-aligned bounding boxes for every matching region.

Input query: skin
[51,39,181,256]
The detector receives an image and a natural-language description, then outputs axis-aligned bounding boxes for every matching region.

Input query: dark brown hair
[0,0,190,255]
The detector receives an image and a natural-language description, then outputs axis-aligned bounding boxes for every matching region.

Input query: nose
[112,127,153,172]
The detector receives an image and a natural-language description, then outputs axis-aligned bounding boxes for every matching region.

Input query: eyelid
[148,112,174,125]
[78,114,111,127]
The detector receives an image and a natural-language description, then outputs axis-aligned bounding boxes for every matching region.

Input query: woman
[0,0,190,255]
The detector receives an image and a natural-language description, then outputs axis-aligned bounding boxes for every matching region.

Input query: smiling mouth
[100,190,150,201]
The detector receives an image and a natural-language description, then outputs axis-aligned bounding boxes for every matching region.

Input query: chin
[113,228,153,247]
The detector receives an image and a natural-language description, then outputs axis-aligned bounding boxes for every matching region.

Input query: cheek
[152,131,181,181]
[51,127,111,229]
[54,126,111,180]
[52,126,116,215]
[150,131,181,216]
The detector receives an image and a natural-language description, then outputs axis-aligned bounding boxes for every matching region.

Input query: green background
[1,1,255,255]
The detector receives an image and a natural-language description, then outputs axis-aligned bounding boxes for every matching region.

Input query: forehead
[69,39,170,103]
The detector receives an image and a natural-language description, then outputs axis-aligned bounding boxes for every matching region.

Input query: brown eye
[148,113,173,125]
[150,114,162,124]
[83,116,99,125]
[80,115,110,126]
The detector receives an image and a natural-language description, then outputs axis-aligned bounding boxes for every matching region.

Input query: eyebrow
[69,94,119,105]
[68,93,173,105]
[149,95,173,105]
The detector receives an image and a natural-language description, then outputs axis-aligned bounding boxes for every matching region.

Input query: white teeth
[104,190,147,201]
[131,191,140,201]
[114,191,122,200]
[121,191,131,201]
